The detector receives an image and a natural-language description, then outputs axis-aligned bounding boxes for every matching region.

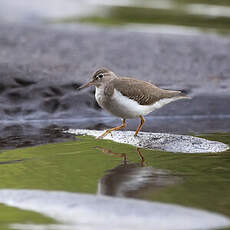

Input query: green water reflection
[0,133,229,229]
[56,0,230,34]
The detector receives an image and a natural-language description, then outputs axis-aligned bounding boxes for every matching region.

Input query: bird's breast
[95,86,106,108]
[95,86,122,115]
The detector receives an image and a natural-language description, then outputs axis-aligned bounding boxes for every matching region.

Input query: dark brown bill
[77,81,94,90]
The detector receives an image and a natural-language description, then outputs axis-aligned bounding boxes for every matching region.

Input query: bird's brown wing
[105,77,181,105]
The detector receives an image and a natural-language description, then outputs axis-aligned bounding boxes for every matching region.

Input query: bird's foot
[96,129,113,139]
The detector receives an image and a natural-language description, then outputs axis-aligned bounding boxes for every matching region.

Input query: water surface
[0,132,229,229]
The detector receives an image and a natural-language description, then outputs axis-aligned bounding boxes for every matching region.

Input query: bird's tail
[165,89,191,100]
[176,91,192,100]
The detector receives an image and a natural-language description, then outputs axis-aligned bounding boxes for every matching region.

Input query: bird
[78,68,189,139]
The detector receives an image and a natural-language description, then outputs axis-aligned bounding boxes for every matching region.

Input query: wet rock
[41,98,60,113]
[49,86,64,96]
[0,83,6,94]
[4,107,22,116]
[7,91,25,103]
[69,129,229,153]
[0,124,75,151]
[14,77,35,86]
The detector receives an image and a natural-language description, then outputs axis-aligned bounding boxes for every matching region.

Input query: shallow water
[0,131,229,229]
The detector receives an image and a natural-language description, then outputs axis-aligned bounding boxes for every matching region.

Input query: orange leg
[134,115,145,137]
[95,146,127,164]
[137,148,145,166]
[97,119,127,139]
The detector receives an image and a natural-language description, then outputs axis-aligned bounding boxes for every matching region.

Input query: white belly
[95,87,180,119]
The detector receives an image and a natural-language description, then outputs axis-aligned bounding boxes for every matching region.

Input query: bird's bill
[77,80,94,90]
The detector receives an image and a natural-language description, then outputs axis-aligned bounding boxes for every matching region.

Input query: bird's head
[78,68,117,90]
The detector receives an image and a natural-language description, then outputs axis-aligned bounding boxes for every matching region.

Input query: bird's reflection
[96,146,145,166]
[96,147,182,198]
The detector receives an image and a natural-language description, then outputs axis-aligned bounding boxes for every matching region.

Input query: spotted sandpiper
[78,68,189,139]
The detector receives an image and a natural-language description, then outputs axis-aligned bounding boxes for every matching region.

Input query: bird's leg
[95,146,127,164]
[137,148,145,166]
[97,119,127,139]
[134,115,145,137]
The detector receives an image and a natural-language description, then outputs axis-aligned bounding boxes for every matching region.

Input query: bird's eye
[97,74,103,79]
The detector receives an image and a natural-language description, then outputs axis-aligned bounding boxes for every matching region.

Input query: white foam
[67,129,229,153]
[0,189,229,230]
